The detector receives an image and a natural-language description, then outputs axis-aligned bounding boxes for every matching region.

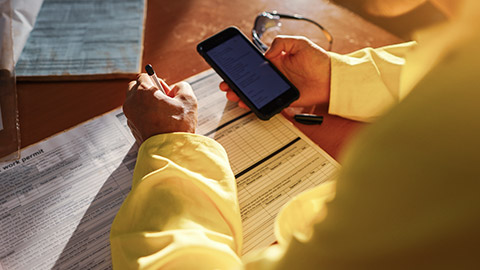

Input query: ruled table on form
[189,69,340,254]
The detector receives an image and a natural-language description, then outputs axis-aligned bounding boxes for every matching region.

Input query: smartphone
[197,26,299,120]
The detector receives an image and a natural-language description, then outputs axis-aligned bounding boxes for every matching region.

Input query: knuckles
[123,78,198,137]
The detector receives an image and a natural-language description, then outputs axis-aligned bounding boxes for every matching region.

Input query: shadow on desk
[51,146,137,269]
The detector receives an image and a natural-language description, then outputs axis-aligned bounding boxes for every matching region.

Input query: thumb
[265,36,311,60]
[264,35,299,60]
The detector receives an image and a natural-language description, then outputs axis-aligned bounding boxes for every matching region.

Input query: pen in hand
[145,64,167,95]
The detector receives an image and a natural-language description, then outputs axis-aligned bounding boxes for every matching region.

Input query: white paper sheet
[0,69,339,269]
[0,0,14,71]
[0,111,136,269]
[0,0,44,71]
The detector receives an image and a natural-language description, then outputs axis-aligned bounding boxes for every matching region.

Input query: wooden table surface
[16,0,402,160]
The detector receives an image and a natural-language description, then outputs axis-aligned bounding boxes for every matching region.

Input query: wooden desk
[16,0,402,160]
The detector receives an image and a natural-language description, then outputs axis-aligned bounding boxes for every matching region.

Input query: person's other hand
[123,74,198,144]
[219,36,331,109]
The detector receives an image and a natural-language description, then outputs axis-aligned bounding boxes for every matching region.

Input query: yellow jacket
[111,1,480,268]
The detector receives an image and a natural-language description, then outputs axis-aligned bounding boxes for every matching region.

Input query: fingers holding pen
[128,73,173,99]
[128,80,138,92]
[123,73,199,142]
[136,73,155,90]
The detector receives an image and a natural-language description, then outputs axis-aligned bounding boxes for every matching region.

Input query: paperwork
[0,69,339,269]
[0,112,136,269]
[0,0,14,71]
[0,0,44,70]
[15,0,145,80]
[10,0,45,65]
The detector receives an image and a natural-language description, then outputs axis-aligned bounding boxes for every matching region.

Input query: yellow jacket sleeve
[110,133,243,269]
[328,41,416,122]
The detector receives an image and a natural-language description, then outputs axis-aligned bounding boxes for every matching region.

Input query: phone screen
[205,35,291,109]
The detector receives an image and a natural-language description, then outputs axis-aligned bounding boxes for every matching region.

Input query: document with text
[15,0,145,80]
[0,69,339,269]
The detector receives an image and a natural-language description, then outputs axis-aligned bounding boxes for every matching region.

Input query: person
[111,0,480,268]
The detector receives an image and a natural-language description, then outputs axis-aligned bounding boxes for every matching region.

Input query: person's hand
[123,74,198,144]
[219,36,331,109]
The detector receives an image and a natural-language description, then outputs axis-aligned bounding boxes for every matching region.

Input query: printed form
[0,69,339,269]
[14,0,145,79]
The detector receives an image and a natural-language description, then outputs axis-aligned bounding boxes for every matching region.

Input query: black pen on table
[294,114,324,125]
[145,64,167,95]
